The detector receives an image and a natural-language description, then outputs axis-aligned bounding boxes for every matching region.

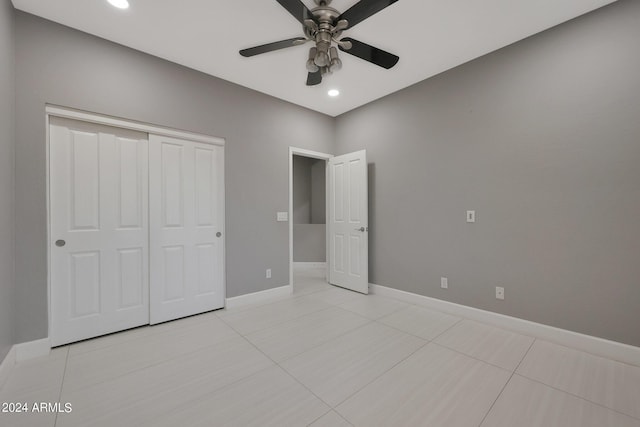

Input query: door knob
[55,239,66,247]
[216,232,222,238]
[355,227,365,232]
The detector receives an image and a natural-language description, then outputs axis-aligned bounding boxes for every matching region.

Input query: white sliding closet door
[50,117,149,346]
[149,135,225,324]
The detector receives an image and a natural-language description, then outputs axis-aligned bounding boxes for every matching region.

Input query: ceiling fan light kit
[239,0,400,86]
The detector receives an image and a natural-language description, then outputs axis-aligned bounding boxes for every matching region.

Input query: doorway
[288,148,332,294]
[288,147,370,295]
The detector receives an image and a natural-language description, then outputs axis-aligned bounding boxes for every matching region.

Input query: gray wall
[293,224,326,262]
[14,12,334,343]
[310,160,326,224]
[293,155,326,224]
[336,0,640,346]
[0,0,15,362]
[293,155,313,224]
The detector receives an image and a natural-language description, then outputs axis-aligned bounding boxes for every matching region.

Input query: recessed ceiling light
[328,89,340,97]
[107,0,129,9]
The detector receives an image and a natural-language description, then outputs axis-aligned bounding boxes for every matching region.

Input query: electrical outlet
[266,269,272,279]
[467,210,476,223]
[496,286,504,300]
[441,277,448,289]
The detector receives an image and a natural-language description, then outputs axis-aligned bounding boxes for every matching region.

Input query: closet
[49,114,225,346]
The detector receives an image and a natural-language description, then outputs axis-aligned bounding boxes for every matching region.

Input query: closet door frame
[46,105,225,345]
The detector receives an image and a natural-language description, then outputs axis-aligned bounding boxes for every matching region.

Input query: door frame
[288,147,333,289]
[46,105,225,343]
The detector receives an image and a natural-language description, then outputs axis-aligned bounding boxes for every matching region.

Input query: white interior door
[50,117,149,346]
[149,135,225,324]
[328,150,368,294]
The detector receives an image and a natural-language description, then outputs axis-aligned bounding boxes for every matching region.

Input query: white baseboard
[371,284,640,367]
[225,285,293,309]
[15,338,51,362]
[0,346,16,389]
[293,262,326,270]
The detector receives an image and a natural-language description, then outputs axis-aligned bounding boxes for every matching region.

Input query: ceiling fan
[239,0,400,86]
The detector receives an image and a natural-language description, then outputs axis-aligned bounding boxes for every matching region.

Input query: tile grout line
[430,318,465,341]
[429,339,528,373]
[264,316,373,365]
[333,410,355,427]
[225,283,468,416]
[305,409,355,427]
[137,357,278,426]
[371,315,462,343]
[527,338,640,370]
[218,300,336,336]
[63,326,245,395]
[327,279,640,370]
[408,315,540,372]
[130,363,278,426]
[331,337,431,412]
[304,408,335,427]
[219,282,333,317]
[336,298,409,321]
[53,346,71,427]
[514,340,640,421]
[384,295,551,353]
[74,317,279,426]
[69,311,223,358]
[304,408,354,427]
[220,305,430,421]
[514,372,640,422]
[476,338,537,427]
[216,311,338,412]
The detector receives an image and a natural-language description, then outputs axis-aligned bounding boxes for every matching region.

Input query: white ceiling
[12,0,617,117]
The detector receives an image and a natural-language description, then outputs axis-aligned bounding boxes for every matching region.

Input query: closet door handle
[216,232,222,238]
[55,239,66,247]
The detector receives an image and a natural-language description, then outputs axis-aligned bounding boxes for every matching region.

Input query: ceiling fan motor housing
[306,3,343,73]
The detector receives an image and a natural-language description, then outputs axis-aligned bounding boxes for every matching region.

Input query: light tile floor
[1,268,639,427]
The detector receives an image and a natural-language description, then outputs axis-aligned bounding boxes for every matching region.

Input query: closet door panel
[50,117,149,346]
[149,135,224,324]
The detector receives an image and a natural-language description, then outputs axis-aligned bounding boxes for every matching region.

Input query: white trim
[0,346,16,389]
[46,111,51,342]
[46,105,225,146]
[371,284,640,367]
[14,338,51,363]
[288,147,333,289]
[0,340,52,386]
[293,262,327,270]
[225,285,293,310]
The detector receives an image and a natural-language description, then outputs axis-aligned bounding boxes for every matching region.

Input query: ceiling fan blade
[239,38,307,57]
[335,0,399,29]
[338,37,399,69]
[306,70,322,86]
[276,0,318,25]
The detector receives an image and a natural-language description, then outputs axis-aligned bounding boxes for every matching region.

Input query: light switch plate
[276,212,288,222]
